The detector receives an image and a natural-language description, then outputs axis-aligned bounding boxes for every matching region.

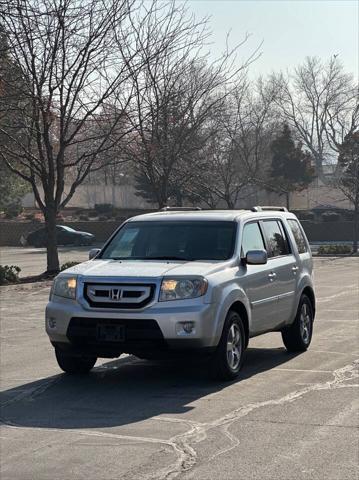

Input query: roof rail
[160,206,202,212]
[251,206,288,212]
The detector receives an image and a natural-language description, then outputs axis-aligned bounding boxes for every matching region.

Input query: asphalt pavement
[0,256,358,480]
[0,246,94,277]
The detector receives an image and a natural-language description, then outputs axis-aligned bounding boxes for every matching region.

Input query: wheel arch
[301,286,316,318]
[228,301,249,348]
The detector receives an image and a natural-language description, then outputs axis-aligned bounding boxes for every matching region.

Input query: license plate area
[96,324,125,342]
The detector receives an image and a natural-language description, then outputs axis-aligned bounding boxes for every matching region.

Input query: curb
[313,254,358,258]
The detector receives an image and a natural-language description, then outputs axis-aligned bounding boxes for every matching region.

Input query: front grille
[84,283,156,309]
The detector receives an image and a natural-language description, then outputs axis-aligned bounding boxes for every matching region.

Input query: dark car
[26,225,95,247]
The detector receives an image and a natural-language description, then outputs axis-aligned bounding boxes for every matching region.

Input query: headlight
[159,277,208,301]
[52,276,77,300]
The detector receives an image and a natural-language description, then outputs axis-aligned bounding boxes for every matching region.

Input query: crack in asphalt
[147,360,359,480]
[1,361,358,480]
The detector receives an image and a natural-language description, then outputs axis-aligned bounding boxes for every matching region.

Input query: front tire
[282,294,314,352]
[55,348,97,374]
[211,310,246,381]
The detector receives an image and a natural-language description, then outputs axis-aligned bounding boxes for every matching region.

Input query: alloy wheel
[226,323,242,370]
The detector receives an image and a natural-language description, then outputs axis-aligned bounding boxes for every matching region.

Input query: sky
[186,0,358,78]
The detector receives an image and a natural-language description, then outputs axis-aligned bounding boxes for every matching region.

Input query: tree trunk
[44,208,60,274]
[286,191,290,210]
[353,204,359,254]
[175,189,183,206]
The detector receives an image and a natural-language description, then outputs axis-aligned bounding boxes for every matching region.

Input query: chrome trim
[86,283,152,305]
[278,290,295,299]
[251,294,278,307]
[84,282,155,309]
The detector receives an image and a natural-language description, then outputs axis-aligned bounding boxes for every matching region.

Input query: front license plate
[97,324,125,342]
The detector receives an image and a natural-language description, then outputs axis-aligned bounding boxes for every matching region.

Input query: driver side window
[241,222,265,257]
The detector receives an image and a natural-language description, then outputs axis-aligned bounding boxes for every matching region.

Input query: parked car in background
[46,206,315,380]
[26,225,94,247]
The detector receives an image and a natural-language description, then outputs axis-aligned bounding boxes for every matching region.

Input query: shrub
[79,214,89,221]
[0,265,21,285]
[4,202,23,219]
[88,210,98,218]
[94,203,113,214]
[98,215,108,221]
[60,261,80,272]
[317,245,352,255]
[25,213,35,221]
[321,211,341,222]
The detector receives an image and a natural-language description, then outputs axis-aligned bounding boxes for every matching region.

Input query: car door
[239,221,279,334]
[56,226,69,245]
[260,219,298,327]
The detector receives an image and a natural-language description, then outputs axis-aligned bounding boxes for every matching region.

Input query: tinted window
[101,221,237,261]
[241,222,265,256]
[262,220,290,257]
[288,219,308,254]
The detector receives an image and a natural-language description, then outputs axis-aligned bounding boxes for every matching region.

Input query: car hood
[61,258,226,279]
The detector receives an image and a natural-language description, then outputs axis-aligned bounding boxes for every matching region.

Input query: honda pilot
[46,207,315,380]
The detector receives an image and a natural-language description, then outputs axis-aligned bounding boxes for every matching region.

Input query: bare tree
[123,4,261,208]
[0,0,192,273]
[188,78,277,208]
[272,56,357,180]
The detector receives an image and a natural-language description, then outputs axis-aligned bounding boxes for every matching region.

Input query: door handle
[292,265,299,273]
[268,272,277,281]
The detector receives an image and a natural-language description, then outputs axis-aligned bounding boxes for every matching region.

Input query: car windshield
[100,221,237,261]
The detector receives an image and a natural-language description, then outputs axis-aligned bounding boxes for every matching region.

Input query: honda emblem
[110,288,122,301]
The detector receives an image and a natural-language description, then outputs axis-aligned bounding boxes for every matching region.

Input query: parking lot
[0,254,358,480]
[0,246,95,277]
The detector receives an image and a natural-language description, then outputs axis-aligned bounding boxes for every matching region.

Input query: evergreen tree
[269,124,315,209]
[337,131,359,252]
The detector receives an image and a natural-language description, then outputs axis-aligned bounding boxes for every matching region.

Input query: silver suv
[46,207,315,380]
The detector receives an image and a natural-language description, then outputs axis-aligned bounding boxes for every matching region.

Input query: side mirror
[245,249,267,265]
[89,248,101,260]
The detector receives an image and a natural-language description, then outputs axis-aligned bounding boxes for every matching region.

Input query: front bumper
[46,297,219,357]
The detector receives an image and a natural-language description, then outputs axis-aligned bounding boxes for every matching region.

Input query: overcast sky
[187,0,358,78]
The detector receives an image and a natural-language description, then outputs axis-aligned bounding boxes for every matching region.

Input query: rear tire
[281,294,314,352]
[55,348,97,374]
[211,310,246,381]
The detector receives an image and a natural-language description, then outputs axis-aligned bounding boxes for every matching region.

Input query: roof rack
[251,206,288,212]
[160,206,202,212]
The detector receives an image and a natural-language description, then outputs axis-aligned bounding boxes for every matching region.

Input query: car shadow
[0,347,300,430]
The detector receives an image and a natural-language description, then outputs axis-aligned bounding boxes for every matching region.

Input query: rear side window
[288,219,308,254]
[262,220,290,257]
[241,222,265,256]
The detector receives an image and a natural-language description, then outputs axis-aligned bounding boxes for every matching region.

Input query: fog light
[48,317,56,329]
[176,321,195,335]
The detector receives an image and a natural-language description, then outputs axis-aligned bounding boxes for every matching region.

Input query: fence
[0,219,355,247]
